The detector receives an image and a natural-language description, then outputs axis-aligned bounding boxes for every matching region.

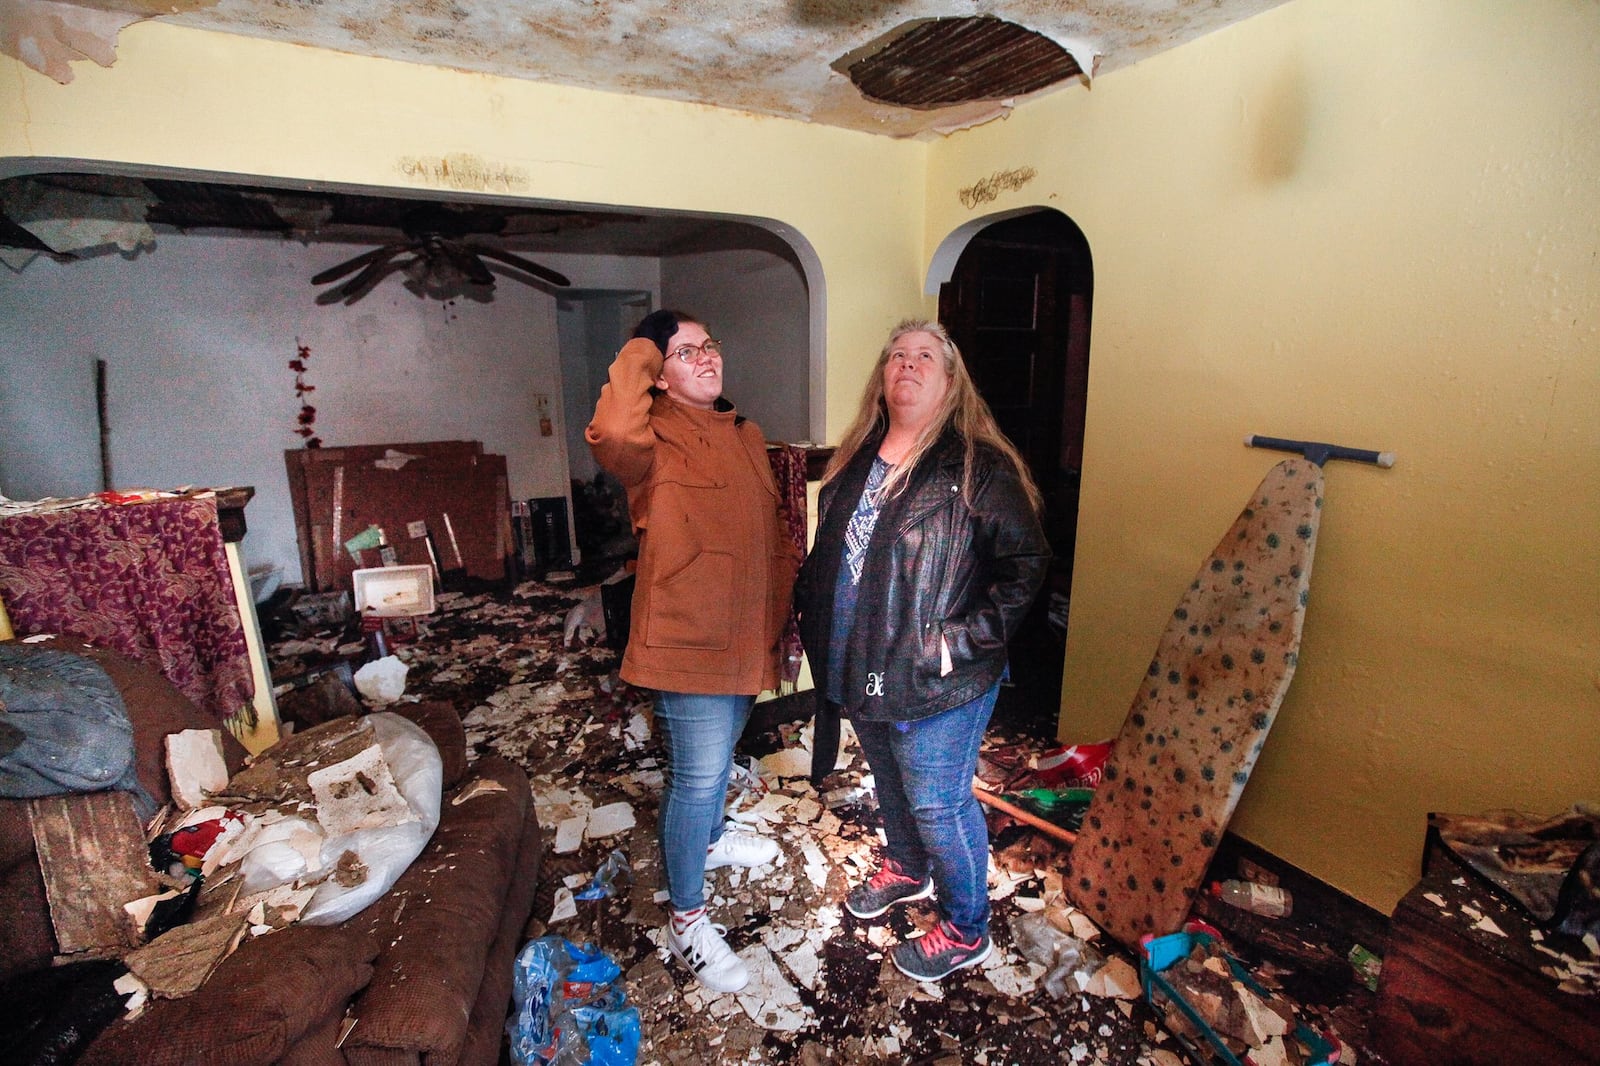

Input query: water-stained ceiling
[10,0,1288,138]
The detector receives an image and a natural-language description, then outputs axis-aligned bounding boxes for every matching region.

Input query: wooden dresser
[1374,845,1599,1065]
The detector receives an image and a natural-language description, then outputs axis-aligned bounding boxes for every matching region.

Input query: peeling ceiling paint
[5,0,1288,138]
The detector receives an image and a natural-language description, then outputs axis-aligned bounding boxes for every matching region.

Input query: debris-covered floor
[264,576,1389,1066]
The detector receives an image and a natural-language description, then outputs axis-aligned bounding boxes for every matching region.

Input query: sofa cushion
[456,814,543,1066]
[342,756,531,1066]
[78,924,380,1066]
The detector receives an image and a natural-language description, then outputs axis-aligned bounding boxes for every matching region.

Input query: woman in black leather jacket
[796,319,1049,982]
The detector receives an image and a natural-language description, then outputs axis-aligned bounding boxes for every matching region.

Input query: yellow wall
[0,21,927,433]
[927,0,1600,911]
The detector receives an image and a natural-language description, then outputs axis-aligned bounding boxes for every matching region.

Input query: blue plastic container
[1140,928,1338,1066]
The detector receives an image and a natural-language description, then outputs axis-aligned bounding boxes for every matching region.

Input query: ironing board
[1067,458,1324,948]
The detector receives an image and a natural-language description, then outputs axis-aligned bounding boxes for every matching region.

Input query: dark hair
[632,309,702,354]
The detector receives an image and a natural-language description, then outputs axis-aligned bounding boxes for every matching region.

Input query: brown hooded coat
[585,338,798,695]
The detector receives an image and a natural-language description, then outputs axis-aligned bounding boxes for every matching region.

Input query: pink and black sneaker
[891,920,992,981]
[845,858,934,919]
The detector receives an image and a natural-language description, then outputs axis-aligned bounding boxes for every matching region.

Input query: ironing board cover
[1067,459,1323,947]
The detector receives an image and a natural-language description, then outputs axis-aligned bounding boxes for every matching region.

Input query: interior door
[939,211,1092,734]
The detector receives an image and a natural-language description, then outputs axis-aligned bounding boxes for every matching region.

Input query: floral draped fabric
[0,497,255,720]
[766,444,809,685]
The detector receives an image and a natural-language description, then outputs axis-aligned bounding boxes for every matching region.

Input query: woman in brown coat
[585,309,798,995]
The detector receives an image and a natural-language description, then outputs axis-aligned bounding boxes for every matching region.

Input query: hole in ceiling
[835,15,1082,109]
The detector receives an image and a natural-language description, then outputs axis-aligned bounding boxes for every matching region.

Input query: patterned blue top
[828,456,892,704]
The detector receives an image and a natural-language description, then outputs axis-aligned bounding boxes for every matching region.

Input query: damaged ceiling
[0,171,800,278]
[10,0,1289,138]
[1,1,1288,272]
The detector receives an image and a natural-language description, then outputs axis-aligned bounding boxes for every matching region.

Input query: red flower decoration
[291,342,319,446]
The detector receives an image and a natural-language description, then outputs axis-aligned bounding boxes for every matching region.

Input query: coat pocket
[644,551,733,650]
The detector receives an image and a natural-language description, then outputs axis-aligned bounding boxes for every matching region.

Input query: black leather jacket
[796,428,1049,782]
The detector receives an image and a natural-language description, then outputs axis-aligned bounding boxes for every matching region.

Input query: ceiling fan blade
[469,245,571,287]
[436,239,496,286]
[331,253,412,303]
[312,243,409,285]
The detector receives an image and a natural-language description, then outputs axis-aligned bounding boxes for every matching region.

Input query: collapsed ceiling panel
[839,16,1081,109]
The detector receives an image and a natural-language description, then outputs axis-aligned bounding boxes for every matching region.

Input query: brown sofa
[0,643,543,1066]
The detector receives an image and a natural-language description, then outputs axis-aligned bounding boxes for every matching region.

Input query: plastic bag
[508,937,636,1066]
[572,997,640,1066]
[574,850,632,901]
[1032,740,1113,789]
[353,655,409,704]
[233,712,443,925]
[1009,910,1104,999]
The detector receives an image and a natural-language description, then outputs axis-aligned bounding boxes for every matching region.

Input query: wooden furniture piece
[284,441,511,593]
[1375,844,1600,1065]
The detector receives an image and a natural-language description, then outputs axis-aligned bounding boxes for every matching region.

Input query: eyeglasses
[669,339,722,364]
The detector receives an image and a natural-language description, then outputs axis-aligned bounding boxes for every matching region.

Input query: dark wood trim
[215,486,254,544]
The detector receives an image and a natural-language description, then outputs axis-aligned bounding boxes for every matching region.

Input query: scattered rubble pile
[109,710,442,1014]
[266,577,1373,1066]
[1143,931,1336,1066]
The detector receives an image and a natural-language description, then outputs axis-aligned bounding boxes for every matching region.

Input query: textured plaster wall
[925,0,1600,911]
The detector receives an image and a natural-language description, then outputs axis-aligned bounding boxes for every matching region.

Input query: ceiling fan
[311,204,571,304]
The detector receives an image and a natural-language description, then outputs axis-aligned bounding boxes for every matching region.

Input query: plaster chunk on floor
[554,815,587,854]
[734,944,811,1031]
[624,711,651,749]
[549,887,577,923]
[981,949,1045,998]
[585,801,636,840]
[783,941,821,990]
[759,747,814,779]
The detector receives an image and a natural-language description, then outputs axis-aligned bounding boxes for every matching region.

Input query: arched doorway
[936,208,1091,736]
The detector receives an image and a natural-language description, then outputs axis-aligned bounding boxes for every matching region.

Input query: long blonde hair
[824,319,1042,513]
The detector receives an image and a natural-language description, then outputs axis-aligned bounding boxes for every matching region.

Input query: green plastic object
[1140,929,1338,1066]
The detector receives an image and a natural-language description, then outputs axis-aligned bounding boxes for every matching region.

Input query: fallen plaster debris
[165,729,229,810]
[263,577,1373,1065]
[585,801,637,840]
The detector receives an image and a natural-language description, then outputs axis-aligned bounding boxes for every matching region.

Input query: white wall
[0,232,657,584]
[662,241,812,444]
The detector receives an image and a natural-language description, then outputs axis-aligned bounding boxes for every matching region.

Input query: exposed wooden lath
[844,15,1081,109]
[144,179,292,232]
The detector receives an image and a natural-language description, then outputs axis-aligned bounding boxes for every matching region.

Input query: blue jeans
[653,690,756,911]
[853,682,1000,940]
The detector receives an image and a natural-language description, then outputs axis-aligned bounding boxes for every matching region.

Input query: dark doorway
[939,209,1091,737]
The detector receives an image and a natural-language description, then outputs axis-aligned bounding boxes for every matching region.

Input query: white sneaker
[704,828,779,870]
[666,915,749,993]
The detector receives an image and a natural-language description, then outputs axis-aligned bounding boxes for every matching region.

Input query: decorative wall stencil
[1067,459,1323,948]
[395,154,531,194]
[958,166,1037,208]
